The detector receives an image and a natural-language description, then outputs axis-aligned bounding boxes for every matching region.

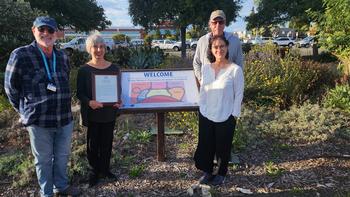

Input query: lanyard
[38,47,56,82]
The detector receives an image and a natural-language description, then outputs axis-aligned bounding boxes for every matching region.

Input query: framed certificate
[92,72,120,105]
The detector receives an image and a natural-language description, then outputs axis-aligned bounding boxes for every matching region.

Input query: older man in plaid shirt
[4,16,80,197]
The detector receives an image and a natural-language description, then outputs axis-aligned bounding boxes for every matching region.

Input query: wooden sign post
[119,68,199,161]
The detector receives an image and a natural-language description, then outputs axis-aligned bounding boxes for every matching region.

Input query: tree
[112,34,131,43]
[0,0,42,64]
[129,0,242,58]
[309,0,350,78]
[246,0,324,32]
[27,0,111,31]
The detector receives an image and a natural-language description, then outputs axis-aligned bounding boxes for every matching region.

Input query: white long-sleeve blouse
[199,63,244,122]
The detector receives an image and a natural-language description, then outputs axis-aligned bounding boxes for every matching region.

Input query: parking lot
[164,46,324,59]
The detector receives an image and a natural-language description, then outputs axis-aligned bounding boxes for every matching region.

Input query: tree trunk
[180,26,186,59]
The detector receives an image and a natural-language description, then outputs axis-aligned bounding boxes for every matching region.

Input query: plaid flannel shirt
[4,41,73,128]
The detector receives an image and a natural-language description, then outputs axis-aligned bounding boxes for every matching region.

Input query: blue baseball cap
[33,16,57,30]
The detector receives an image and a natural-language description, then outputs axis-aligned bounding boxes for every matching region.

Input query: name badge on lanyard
[38,47,57,92]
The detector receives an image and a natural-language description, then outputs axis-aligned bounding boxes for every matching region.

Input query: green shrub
[129,164,145,178]
[244,44,339,108]
[314,51,339,63]
[241,43,252,54]
[166,112,198,134]
[69,67,79,103]
[265,161,284,178]
[232,104,277,151]
[106,47,131,68]
[68,50,90,68]
[0,151,34,187]
[258,103,350,143]
[127,47,164,69]
[129,130,152,144]
[159,55,192,68]
[0,95,11,112]
[323,84,350,113]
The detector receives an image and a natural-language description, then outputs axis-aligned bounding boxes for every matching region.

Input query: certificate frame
[92,71,121,106]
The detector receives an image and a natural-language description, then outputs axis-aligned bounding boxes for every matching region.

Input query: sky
[96,0,255,32]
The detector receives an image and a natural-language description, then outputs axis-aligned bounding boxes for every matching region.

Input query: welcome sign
[120,69,199,110]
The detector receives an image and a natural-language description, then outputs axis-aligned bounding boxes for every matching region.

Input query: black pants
[87,121,115,175]
[194,113,236,176]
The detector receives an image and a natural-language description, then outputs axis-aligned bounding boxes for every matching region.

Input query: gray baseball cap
[210,10,226,21]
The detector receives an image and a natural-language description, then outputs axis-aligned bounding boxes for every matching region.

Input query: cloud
[97,0,134,27]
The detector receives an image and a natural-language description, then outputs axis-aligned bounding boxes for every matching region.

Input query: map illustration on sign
[131,81,185,104]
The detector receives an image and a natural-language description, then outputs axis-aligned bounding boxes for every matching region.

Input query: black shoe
[198,172,214,184]
[88,173,98,187]
[57,185,81,196]
[102,171,118,180]
[211,175,225,186]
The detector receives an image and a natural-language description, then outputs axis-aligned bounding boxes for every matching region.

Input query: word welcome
[143,71,173,78]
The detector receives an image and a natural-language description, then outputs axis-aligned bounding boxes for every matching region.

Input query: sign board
[120,69,199,111]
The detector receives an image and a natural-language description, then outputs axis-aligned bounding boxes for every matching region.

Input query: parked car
[130,39,145,47]
[249,37,273,45]
[151,39,182,51]
[190,40,198,50]
[296,36,315,48]
[114,40,129,48]
[273,37,295,47]
[60,37,114,55]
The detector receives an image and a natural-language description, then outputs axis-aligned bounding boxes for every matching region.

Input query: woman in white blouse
[194,35,244,186]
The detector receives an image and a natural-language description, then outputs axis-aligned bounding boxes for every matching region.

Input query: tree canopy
[246,0,324,31]
[309,0,350,52]
[0,0,111,65]
[0,0,41,63]
[129,0,242,58]
[27,0,111,31]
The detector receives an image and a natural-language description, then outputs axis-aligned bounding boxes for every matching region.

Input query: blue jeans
[27,121,73,197]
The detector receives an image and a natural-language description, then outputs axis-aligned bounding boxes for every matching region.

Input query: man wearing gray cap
[193,10,243,82]
[4,16,80,196]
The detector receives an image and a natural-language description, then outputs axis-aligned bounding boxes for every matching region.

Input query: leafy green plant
[244,44,339,108]
[106,47,131,68]
[258,103,350,143]
[127,46,164,69]
[129,130,152,144]
[0,151,35,187]
[68,49,90,68]
[0,95,11,112]
[323,84,350,113]
[166,112,198,134]
[129,164,145,178]
[265,161,284,178]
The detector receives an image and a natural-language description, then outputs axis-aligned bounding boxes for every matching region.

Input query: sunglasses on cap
[37,26,55,34]
[211,20,225,25]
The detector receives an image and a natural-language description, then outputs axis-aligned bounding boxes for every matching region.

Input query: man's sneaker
[57,185,81,196]
[198,172,214,184]
[211,175,225,186]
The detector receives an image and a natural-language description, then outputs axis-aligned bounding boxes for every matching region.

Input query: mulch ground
[0,113,349,197]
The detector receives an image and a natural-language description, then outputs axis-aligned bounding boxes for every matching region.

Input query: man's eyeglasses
[38,26,55,34]
[211,20,225,25]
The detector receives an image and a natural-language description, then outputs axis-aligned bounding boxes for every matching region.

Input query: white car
[273,37,295,47]
[190,40,198,50]
[60,37,114,55]
[130,39,144,47]
[296,37,315,48]
[151,39,182,51]
[250,37,273,45]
